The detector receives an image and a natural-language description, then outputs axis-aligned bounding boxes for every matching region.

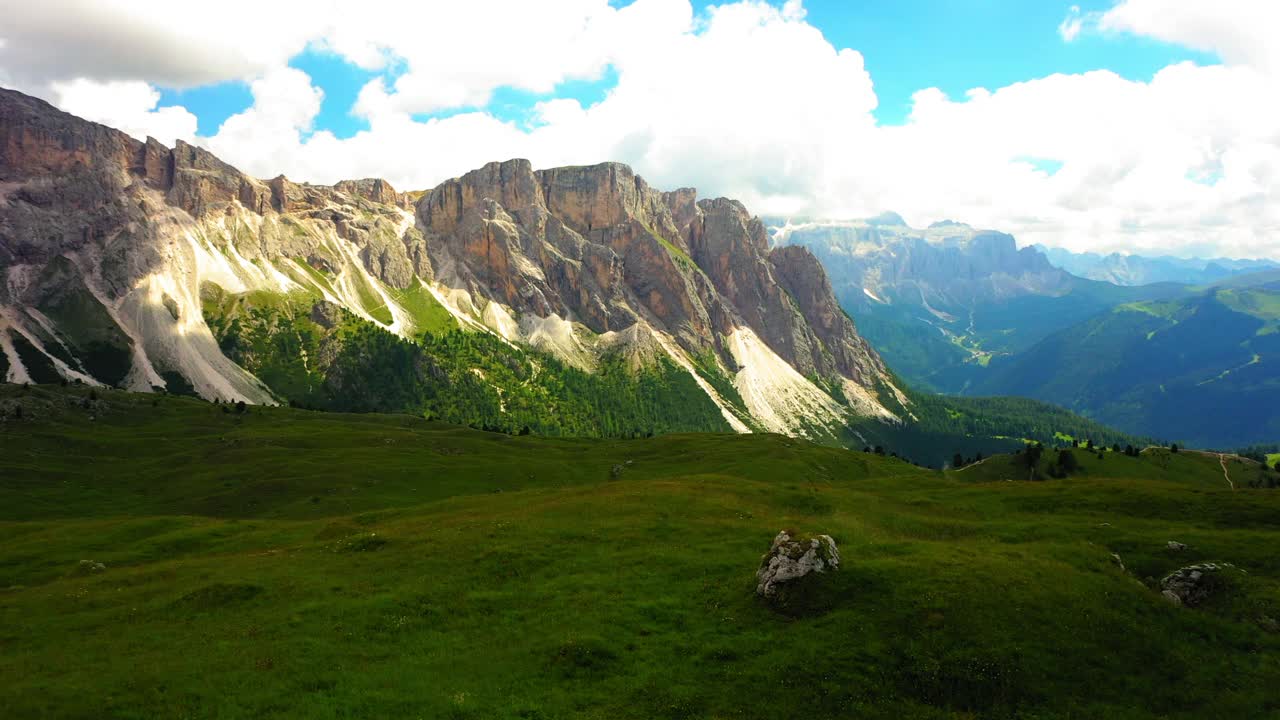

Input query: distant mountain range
[771,215,1280,447]
[768,216,1183,392]
[1035,245,1278,286]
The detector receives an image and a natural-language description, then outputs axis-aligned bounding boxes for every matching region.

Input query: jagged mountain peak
[0,85,904,438]
[867,211,908,227]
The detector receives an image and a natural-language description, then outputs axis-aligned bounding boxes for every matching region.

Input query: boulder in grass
[756,531,841,613]
[1161,563,1233,607]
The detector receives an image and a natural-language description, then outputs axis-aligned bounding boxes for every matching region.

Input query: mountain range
[771,215,1280,447]
[0,86,1159,464]
[1036,245,1278,286]
[0,87,905,442]
[977,274,1280,448]
[768,216,1184,391]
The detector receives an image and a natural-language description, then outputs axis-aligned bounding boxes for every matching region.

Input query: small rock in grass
[1167,541,1188,551]
[75,560,106,575]
[330,532,387,553]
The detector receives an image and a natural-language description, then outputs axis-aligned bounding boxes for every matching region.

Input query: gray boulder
[1167,541,1188,551]
[1161,563,1229,607]
[756,531,840,600]
[75,560,106,575]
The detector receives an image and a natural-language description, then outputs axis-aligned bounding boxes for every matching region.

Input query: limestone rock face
[0,88,427,401]
[770,244,888,385]
[334,178,408,209]
[415,156,894,400]
[0,88,137,179]
[756,530,841,600]
[1161,563,1231,607]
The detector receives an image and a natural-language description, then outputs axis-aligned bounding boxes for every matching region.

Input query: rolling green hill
[978,279,1280,448]
[2,384,1279,718]
[837,277,1188,393]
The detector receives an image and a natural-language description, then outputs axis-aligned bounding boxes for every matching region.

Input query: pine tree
[1058,449,1079,474]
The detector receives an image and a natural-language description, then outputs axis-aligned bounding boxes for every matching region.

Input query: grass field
[2,384,1279,718]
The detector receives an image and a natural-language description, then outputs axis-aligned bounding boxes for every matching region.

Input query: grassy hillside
[2,384,1279,718]
[201,281,732,438]
[979,282,1280,448]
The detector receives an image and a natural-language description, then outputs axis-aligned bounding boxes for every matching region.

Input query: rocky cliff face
[0,87,903,436]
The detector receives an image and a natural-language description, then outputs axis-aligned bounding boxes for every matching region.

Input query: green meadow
[2,384,1279,718]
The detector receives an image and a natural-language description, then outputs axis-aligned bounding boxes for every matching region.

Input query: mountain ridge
[0,86,902,438]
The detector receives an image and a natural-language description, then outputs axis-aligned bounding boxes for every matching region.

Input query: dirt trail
[956,456,993,472]
[1157,447,1249,491]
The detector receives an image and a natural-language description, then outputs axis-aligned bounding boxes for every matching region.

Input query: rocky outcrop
[74,560,107,575]
[334,178,408,209]
[418,159,693,341]
[415,156,895,418]
[1160,563,1232,607]
[770,244,887,385]
[756,530,841,600]
[0,87,137,180]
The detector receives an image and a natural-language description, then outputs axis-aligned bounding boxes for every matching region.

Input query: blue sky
[800,0,1214,123]
[157,0,1216,139]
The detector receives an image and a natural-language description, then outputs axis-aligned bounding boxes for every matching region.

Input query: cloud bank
[0,0,1276,259]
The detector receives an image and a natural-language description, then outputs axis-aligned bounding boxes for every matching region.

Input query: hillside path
[1220,454,1236,491]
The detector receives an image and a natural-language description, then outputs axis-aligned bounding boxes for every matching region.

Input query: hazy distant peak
[866,211,907,227]
[1035,244,1280,286]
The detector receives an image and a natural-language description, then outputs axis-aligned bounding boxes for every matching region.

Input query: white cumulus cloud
[0,0,1278,259]
[50,79,197,147]
[1098,0,1280,73]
